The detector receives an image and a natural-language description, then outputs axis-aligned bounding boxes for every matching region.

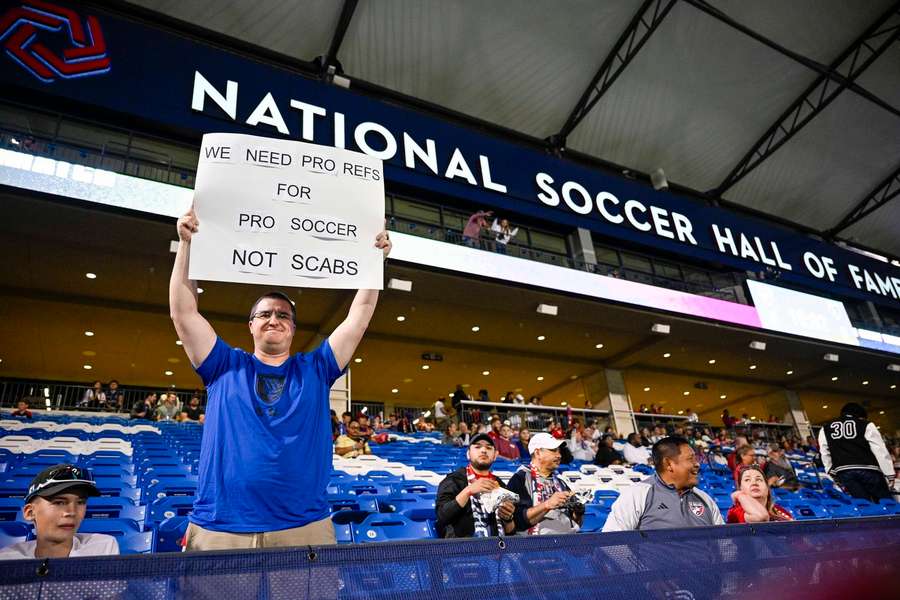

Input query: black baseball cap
[25,464,100,503]
[469,433,495,448]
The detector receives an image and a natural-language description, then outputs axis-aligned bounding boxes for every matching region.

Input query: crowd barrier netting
[1,516,898,600]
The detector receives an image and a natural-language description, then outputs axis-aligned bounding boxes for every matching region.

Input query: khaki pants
[184,516,336,551]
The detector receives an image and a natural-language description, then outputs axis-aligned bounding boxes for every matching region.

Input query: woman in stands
[727,464,793,523]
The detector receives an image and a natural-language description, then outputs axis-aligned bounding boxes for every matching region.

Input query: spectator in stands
[508,433,581,535]
[594,434,623,467]
[339,411,352,435]
[79,381,106,409]
[442,421,462,446]
[130,393,157,420]
[180,395,205,424]
[334,420,372,458]
[727,464,792,523]
[462,210,492,247]
[357,413,373,438]
[495,424,520,460]
[0,465,118,559]
[623,433,652,465]
[436,433,520,538]
[170,206,391,549]
[103,380,122,412]
[433,396,448,430]
[819,403,894,502]
[763,444,800,491]
[603,437,724,531]
[11,400,32,419]
[156,393,180,421]
[515,428,531,462]
[490,217,519,253]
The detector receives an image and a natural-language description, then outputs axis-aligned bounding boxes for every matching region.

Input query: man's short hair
[248,291,296,322]
[651,436,690,473]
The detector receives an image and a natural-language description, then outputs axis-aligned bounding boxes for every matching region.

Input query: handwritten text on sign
[189,133,385,289]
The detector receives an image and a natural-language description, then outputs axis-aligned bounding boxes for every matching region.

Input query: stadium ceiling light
[862,380,869,385]
[537,335,546,341]
[471,326,480,332]
[482,370,490,376]
[387,278,412,292]
[84,331,94,337]
[537,304,558,316]
[396,315,406,322]
[354,358,362,364]
[85,272,96,279]
[595,343,604,349]
[83,364,92,370]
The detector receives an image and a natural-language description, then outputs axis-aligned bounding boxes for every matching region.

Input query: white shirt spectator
[434,399,446,419]
[0,533,118,560]
[623,443,652,465]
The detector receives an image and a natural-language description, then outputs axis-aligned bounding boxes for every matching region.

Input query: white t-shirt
[623,443,652,465]
[0,533,119,560]
[434,399,446,418]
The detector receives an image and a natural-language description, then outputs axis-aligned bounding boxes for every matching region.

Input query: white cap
[529,432,564,454]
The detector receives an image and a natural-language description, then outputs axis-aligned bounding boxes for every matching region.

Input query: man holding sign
[169,204,391,549]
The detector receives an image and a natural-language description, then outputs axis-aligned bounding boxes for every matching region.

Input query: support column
[568,227,597,267]
[783,390,811,440]
[603,369,637,437]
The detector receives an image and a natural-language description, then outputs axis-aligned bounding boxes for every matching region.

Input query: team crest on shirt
[689,502,705,517]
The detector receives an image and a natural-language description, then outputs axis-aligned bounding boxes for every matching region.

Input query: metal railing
[0,379,205,414]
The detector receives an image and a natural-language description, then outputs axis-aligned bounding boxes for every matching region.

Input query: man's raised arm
[169,207,217,367]
[329,230,392,370]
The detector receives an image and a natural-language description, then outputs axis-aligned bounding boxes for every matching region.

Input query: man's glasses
[251,310,293,322]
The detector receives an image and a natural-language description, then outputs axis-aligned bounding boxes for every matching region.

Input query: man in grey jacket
[603,436,723,531]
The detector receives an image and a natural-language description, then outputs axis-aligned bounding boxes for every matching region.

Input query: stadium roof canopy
[125,0,900,258]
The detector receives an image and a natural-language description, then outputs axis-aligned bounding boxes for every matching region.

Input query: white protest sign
[189,133,385,289]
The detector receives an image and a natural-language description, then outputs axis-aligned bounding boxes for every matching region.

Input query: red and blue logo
[0,0,110,83]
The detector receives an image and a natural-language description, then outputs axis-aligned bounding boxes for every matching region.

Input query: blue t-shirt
[190,336,343,532]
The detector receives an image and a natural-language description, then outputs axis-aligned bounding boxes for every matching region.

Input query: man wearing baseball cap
[435,433,524,538]
[0,464,119,559]
[507,432,582,535]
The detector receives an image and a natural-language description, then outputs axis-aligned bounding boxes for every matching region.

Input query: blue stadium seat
[78,518,142,537]
[327,494,379,513]
[0,521,30,547]
[118,530,154,554]
[0,497,23,521]
[352,513,432,543]
[390,480,436,495]
[154,516,189,552]
[84,497,146,526]
[148,496,194,524]
[144,477,198,502]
